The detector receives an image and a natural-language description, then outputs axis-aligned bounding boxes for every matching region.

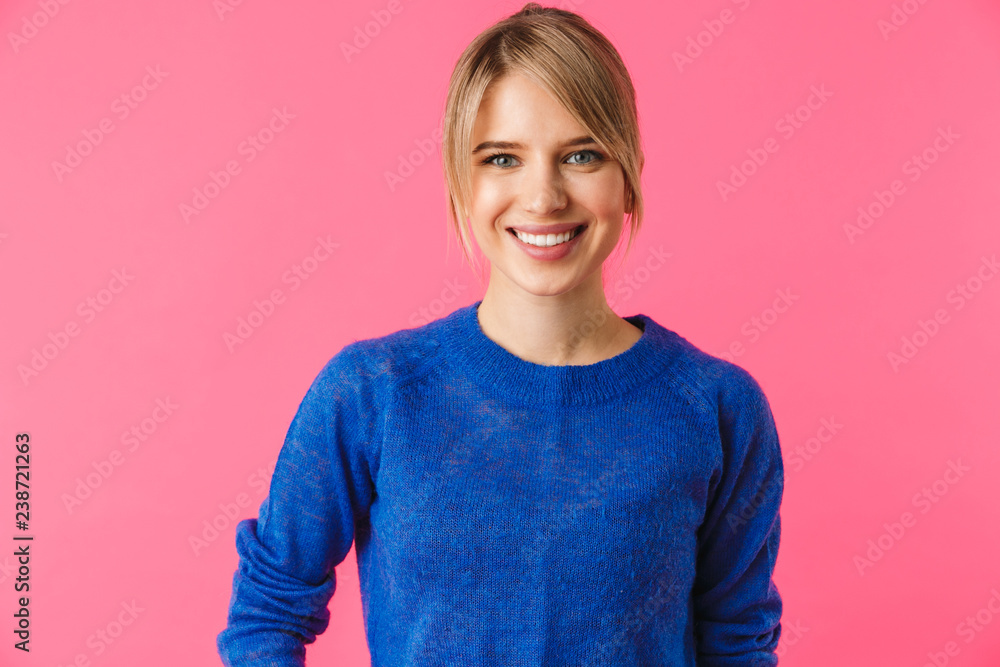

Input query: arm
[693,365,784,666]
[217,346,378,666]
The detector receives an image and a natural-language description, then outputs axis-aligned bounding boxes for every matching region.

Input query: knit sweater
[217,300,784,666]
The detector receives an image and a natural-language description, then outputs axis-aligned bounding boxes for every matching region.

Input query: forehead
[472,73,587,142]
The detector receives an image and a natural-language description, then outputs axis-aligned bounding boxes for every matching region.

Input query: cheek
[470,178,511,219]
[468,181,505,242]
[574,173,626,219]
[469,176,488,207]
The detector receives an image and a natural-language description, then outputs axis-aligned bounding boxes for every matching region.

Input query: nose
[521,163,567,216]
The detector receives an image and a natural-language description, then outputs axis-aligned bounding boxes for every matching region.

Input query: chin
[514,275,585,298]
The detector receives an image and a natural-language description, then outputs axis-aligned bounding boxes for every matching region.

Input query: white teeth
[513,226,582,247]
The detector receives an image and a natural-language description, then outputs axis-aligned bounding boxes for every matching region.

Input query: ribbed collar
[441,300,680,407]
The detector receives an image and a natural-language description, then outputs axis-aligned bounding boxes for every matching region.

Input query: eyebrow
[471,136,598,154]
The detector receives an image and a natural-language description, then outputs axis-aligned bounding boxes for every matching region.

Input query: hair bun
[515,3,546,17]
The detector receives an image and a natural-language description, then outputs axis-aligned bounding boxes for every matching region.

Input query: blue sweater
[217,300,784,666]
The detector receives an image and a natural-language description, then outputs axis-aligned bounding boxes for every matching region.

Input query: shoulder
[313,313,449,396]
[643,317,772,418]
[645,321,781,476]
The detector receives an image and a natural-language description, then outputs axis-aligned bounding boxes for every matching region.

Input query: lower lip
[508,226,586,261]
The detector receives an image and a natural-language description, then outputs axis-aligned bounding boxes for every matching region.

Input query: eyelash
[479,149,605,168]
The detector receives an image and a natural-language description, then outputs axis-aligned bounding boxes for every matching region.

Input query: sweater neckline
[441,300,678,406]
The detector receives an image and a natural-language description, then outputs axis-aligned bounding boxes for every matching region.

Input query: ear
[623,183,634,214]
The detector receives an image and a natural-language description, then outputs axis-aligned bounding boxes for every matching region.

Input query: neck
[475,284,642,367]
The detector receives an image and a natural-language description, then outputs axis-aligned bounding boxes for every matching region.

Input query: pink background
[2,0,999,665]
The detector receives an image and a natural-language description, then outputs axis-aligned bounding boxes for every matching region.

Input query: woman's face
[468,73,627,301]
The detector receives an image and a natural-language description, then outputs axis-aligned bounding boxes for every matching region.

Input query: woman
[218,4,784,666]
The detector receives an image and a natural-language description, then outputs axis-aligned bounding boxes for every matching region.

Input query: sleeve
[693,365,784,666]
[216,345,378,667]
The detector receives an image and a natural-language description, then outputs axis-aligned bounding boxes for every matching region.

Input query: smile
[509,225,585,248]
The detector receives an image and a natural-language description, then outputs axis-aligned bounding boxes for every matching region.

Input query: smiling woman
[439,2,651,366]
[465,71,643,365]
[217,4,784,666]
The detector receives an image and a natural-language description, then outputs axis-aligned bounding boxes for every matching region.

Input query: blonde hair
[442,2,645,284]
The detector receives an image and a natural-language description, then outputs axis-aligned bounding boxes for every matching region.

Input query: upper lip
[506,222,586,235]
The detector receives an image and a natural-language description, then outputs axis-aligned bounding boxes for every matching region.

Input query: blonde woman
[218,4,784,665]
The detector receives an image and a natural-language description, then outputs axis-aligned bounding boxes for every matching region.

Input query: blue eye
[567,150,603,165]
[482,153,518,168]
